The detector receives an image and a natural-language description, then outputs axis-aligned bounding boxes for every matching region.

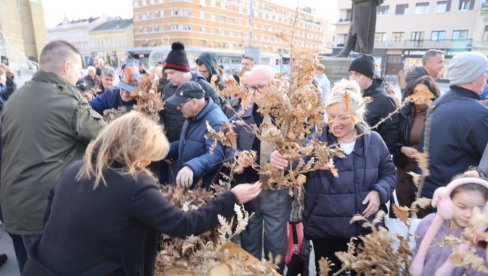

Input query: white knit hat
[448,51,488,86]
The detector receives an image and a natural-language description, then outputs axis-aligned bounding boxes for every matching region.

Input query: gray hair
[422,49,445,65]
[249,65,275,82]
[39,40,81,72]
[101,66,116,78]
[87,66,96,73]
[326,79,369,133]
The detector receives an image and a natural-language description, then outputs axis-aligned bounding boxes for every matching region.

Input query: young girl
[411,177,488,276]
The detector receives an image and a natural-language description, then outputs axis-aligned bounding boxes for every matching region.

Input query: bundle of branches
[102,71,164,124]
[154,185,279,275]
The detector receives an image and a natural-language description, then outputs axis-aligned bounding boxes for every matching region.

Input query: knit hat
[448,51,488,86]
[166,81,206,106]
[348,55,376,79]
[116,65,139,91]
[409,177,488,276]
[164,42,190,72]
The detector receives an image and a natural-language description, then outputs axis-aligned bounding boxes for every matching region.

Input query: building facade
[132,0,334,70]
[335,0,482,79]
[48,16,107,62]
[0,0,47,63]
[472,0,488,55]
[89,18,134,67]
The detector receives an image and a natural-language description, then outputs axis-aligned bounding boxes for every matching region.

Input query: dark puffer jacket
[89,88,136,115]
[405,66,429,85]
[168,98,228,189]
[363,78,399,154]
[303,126,396,240]
[159,72,220,142]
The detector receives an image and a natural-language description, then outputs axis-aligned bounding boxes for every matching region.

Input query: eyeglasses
[178,98,192,109]
[245,84,267,93]
[327,114,353,123]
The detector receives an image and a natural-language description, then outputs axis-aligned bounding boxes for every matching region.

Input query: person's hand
[176,166,194,188]
[82,92,94,101]
[231,181,262,204]
[401,146,418,159]
[362,190,380,217]
[270,150,288,170]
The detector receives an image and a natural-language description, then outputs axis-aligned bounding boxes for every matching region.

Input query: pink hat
[410,177,488,276]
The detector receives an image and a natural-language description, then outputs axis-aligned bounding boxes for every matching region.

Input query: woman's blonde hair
[77,111,169,189]
[326,79,369,133]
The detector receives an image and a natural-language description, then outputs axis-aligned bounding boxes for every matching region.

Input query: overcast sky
[42,0,338,28]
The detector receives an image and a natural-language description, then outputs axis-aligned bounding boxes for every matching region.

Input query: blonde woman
[23,112,261,276]
[270,80,396,273]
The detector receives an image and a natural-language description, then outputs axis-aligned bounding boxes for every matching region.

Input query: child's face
[452,190,486,228]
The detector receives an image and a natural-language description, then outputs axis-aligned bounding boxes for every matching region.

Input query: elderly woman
[270,80,396,273]
[23,112,261,276]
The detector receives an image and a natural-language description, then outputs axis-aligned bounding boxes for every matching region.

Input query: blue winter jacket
[89,88,136,115]
[303,126,396,240]
[420,85,488,198]
[168,98,229,189]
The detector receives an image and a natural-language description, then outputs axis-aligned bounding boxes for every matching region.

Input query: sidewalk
[0,227,20,276]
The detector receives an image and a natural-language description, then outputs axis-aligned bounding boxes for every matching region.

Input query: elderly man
[89,64,139,115]
[83,66,102,90]
[99,66,116,93]
[160,42,220,142]
[419,52,488,203]
[165,81,228,189]
[406,49,445,84]
[226,65,292,272]
[349,54,399,154]
[1,40,105,271]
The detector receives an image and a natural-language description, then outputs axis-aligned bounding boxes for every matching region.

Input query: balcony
[373,39,472,49]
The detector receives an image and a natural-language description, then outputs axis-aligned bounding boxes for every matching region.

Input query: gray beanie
[448,52,488,86]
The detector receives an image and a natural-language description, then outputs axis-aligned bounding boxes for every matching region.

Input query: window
[345,9,352,21]
[459,0,475,10]
[375,32,386,42]
[377,5,389,15]
[452,30,468,39]
[395,4,408,15]
[431,31,446,40]
[411,31,424,41]
[483,25,488,41]
[415,2,429,14]
[436,1,451,12]
[392,32,404,42]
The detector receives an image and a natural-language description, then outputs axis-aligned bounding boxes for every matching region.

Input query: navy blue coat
[303,127,396,240]
[168,98,229,188]
[89,88,136,115]
[420,86,488,198]
[22,160,237,276]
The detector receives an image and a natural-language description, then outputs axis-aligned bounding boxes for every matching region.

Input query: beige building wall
[133,0,334,55]
[472,1,488,55]
[90,27,134,54]
[0,0,47,62]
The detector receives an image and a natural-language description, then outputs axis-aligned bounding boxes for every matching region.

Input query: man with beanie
[419,51,488,202]
[165,81,228,189]
[349,54,399,154]
[160,42,221,143]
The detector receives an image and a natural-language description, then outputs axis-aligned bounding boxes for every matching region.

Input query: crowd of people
[0,39,487,276]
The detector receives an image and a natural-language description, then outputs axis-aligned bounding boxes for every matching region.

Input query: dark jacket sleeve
[89,90,112,115]
[184,122,225,179]
[130,179,237,238]
[376,97,400,154]
[167,140,179,159]
[370,132,397,204]
[2,76,16,100]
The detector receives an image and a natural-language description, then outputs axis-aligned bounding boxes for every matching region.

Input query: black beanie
[164,42,190,72]
[348,55,375,79]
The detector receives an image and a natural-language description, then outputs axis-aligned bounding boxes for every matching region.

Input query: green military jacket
[1,71,105,235]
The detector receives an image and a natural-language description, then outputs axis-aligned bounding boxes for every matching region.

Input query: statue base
[321,57,354,85]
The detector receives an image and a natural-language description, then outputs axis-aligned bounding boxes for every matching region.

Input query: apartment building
[472,0,488,55]
[48,16,107,62]
[0,0,47,63]
[89,18,134,67]
[131,0,334,69]
[335,0,482,78]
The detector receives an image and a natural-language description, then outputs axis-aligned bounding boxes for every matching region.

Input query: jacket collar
[448,85,482,100]
[363,78,384,97]
[192,98,215,121]
[32,70,73,88]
